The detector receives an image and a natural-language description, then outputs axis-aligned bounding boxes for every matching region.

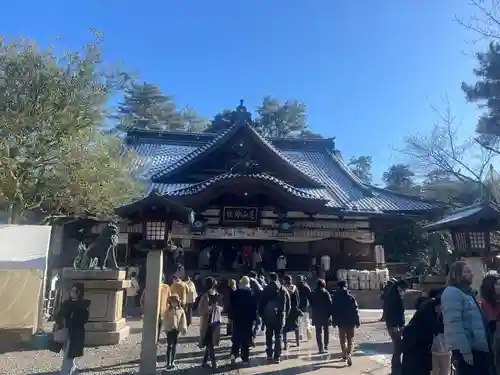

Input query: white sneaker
[230,354,236,365]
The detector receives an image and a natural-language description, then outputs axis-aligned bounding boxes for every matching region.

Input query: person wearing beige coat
[198,277,223,370]
[140,282,171,340]
[170,276,188,307]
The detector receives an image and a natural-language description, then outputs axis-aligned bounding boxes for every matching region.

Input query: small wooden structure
[116,192,194,375]
[425,200,500,260]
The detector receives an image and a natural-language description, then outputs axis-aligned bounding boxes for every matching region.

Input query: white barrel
[350,278,360,290]
[359,279,370,290]
[359,270,370,281]
[337,268,348,281]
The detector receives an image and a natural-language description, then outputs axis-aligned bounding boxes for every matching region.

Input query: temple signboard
[222,206,259,223]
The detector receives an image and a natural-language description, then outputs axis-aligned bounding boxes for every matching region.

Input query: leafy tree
[382,164,416,192]
[0,36,143,223]
[348,156,372,183]
[461,42,500,155]
[180,106,209,132]
[205,109,233,133]
[255,96,308,137]
[115,82,184,131]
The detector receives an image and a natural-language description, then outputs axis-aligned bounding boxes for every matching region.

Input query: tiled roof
[147,122,321,186]
[166,172,324,200]
[127,129,443,214]
[425,201,500,231]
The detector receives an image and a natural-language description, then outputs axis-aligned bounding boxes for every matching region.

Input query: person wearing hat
[162,294,187,369]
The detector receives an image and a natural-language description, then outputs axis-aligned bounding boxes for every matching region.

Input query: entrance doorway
[196,239,278,273]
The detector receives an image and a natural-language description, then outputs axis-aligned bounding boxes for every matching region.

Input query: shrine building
[107,101,444,274]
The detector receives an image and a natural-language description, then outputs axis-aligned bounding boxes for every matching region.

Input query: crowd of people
[121,270,360,370]
[382,260,500,375]
[56,258,500,375]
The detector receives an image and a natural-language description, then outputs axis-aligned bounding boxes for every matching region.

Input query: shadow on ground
[357,342,392,355]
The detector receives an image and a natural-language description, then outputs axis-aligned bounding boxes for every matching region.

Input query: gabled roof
[126,129,444,215]
[425,200,500,232]
[147,121,322,187]
[116,192,195,224]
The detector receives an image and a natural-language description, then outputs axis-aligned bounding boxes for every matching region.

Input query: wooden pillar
[139,249,163,375]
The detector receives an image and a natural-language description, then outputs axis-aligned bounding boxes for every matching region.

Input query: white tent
[0,225,52,341]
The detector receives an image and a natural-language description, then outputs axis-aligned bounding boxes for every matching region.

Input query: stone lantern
[116,192,194,375]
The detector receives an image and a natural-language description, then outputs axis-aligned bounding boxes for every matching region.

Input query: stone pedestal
[62,268,131,346]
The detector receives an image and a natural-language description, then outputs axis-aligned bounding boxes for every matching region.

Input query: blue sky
[2,1,487,182]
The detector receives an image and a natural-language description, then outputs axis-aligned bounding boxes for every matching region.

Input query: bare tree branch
[455,0,500,41]
[396,97,491,189]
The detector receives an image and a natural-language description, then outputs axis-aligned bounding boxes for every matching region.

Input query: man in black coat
[296,275,312,312]
[383,279,408,375]
[229,276,258,365]
[310,279,332,353]
[331,281,360,366]
[259,272,291,363]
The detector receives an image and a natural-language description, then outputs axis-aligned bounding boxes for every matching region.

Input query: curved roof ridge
[168,172,322,200]
[150,122,322,187]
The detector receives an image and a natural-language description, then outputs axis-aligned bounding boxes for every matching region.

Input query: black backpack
[264,286,284,322]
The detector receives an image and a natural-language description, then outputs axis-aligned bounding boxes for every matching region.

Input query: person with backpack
[259,272,291,363]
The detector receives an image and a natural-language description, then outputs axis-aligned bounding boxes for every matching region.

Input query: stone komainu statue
[74,222,120,270]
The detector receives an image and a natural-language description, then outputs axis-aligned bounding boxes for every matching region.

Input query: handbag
[53,327,68,344]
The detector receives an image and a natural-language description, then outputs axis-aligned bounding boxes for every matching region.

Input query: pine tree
[115,83,184,131]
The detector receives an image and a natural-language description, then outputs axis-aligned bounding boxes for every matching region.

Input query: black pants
[315,324,329,351]
[388,327,402,375]
[185,303,193,326]
[203,327,216,368]
[157,316,162,340]
[452,350,492,375]
[166,330,179,366]
[231,325,252,362]
[265,324,283,359]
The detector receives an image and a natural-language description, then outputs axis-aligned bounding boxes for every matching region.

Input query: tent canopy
[0,225,52,269]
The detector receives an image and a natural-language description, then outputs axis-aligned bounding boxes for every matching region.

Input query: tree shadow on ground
[357,342,392,355]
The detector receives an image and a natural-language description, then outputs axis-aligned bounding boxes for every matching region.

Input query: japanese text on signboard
[222,207,259,223]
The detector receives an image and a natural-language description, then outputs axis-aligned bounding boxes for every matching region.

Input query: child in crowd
[162,294,187,369]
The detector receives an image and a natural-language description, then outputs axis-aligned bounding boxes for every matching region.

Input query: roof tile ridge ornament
[151,99,321,187]
[324,148,373,196]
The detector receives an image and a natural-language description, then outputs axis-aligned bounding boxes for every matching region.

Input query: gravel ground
[0,317,239,375]
[0,310,408,375]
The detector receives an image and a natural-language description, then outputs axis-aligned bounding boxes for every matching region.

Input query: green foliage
[255,96,308,137]
[115,82,185,131]
[382,164,416,193]
[0,36,144,223]
[462,42,500,140]
[205,109,233,133]
[180,106,209,132]
[206,97,317,139]
[348,156,372,183]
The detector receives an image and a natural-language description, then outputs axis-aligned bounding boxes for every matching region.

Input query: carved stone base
[61,268,131,346]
